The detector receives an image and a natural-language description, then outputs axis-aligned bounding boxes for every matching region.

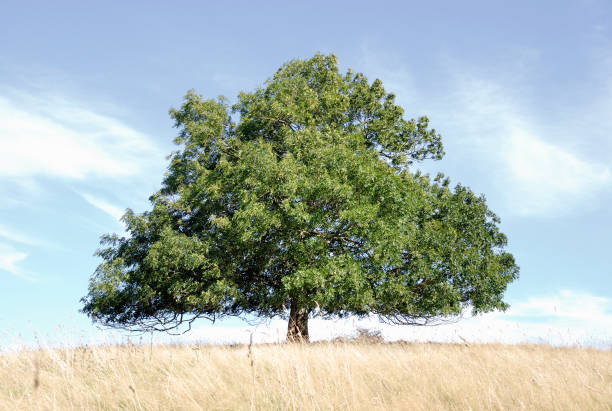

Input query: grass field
[1,340,610,410]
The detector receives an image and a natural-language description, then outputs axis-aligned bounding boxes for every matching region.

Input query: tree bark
[287,299,309,342]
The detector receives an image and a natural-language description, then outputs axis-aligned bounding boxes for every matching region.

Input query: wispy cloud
[81,193,125,221]
[357,45,612,217]
[0,243,27,277]
[505,289,612,326]
[0,224,47,247]
[505,130,611,215]
[450,76,612,216]
[0,93,160,180]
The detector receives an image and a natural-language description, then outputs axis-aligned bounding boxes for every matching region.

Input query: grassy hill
[1,340,610,410]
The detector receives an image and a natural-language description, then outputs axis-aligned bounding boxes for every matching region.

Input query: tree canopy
[81,53,519,341]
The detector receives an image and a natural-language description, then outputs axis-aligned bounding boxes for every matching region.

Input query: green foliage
[81,53,518,332]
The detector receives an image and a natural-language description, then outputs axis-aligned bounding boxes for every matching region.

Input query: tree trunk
[287,299,309,342]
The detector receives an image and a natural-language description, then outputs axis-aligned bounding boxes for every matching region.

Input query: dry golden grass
[0,340,610,410]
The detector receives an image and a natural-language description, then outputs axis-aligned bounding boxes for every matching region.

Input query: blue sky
[1,0,611,347]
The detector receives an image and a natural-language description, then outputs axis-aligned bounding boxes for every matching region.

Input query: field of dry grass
[0,340,610,410]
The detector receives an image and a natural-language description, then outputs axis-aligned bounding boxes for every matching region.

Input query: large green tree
[82,54,518,342]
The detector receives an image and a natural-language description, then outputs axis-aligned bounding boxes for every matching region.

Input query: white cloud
[0,243,27,276]
[0,224,46,247]
[81,193,125,221]
[358,47,612,217]
[0,94,160,180]
[504,129,611,215]
[505,289,612,326]
[445,77,611,216]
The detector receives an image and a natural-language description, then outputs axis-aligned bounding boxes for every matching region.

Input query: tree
[82,53,519,342]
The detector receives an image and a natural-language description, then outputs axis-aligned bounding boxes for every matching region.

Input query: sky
[1,0,611,348]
